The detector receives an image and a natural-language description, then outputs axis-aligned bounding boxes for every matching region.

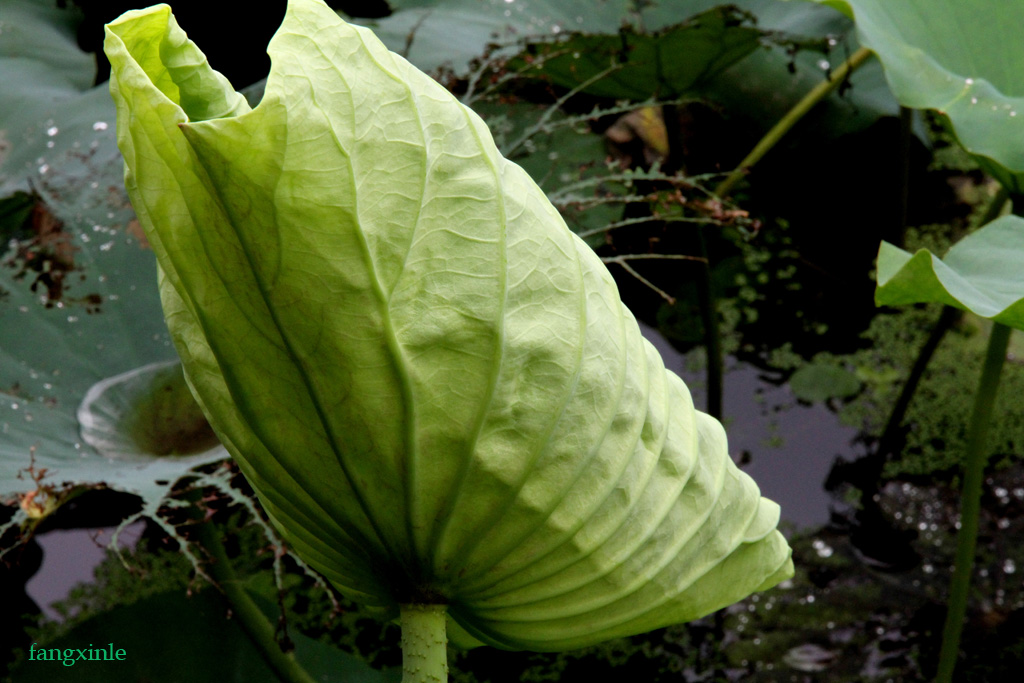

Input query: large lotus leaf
[802,0,1024,192]
[876,215,1024,331]
[0,0,225,507]
[104,0,792,651]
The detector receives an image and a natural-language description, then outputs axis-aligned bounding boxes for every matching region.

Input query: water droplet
[46,126,58,136]
[971,97,978,104]
[38,164,49,174]
[827,37,838,47]
[92,121,108,131]
[11,403,19,410]
[817,59,830,70]
[966,77,974,84]
[67,315,79,323]
[1012,111,1018,117]
[551,24,561,33]
[99,240,115,251]
[46,141,54,148]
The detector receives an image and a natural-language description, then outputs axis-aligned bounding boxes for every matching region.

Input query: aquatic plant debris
[103,0,792,654]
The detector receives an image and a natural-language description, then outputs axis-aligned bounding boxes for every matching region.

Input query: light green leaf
[800,0,1024,191]
[875,215,1024,331]
[104,0,792,651]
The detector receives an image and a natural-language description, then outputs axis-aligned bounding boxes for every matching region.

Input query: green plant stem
[897,106,913,240]
[400,604,448,683]
[193,520,318,683]
[877,305,960,457]
[714,46,874,198]
[695,228,723,419]
[935,322,1012,683]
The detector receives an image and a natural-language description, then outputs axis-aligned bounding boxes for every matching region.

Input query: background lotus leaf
[0,0,224,515]
[499,7,764,100]
[803,0,1024,192]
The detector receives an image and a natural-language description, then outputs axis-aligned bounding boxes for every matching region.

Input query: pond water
[640,321,858,529]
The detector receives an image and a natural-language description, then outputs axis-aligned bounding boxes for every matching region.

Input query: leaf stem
[193,519,319,683]
[935,322,1011,682]
[714,46,874,198]
[400,604,448,683]
[877,305,960,457]
[695,227,722,419]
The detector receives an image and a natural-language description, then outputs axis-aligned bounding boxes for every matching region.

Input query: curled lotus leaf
[103,0,792,651]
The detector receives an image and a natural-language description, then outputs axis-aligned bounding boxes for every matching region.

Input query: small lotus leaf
[875,215,1024,331]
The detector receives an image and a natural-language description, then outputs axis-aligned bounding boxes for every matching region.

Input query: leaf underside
[105,0,792,650]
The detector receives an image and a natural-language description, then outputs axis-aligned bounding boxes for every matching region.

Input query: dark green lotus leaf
[692,0,909,141]
[875,215,1024,331]
[363,0,631,74]
[804,0,1024,192]
[501,7,764,100]
[0,0,224,509]
[10,589,399,683]
[105,0,792,652]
